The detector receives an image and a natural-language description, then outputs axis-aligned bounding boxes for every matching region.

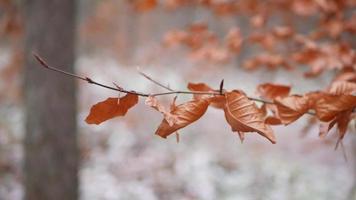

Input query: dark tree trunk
[23,0,78,200]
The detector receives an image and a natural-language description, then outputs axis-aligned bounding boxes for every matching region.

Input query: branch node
[85,77,94,84]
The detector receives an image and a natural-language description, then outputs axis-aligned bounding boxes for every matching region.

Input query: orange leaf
[328,81,356,95]
[187,82,214,92]
[335,111,352,141]
[265,116,282,125]
[155,99,210,138]
[257,83,291,100]
[187,82,225,109]
[274,95,309,125]
[85,94,139,125]
[319,110,353,143]
[313,93,356,122]
[224,90,276,143]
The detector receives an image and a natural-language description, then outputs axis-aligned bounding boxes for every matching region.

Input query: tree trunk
[23,0,78,200]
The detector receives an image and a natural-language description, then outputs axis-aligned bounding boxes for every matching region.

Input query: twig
[34,53,222,97]
[33,53,316,115]
[138,68,174,91]
[34,53,148,97]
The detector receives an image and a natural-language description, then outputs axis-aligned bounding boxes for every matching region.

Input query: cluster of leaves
[163,23,241,63]
[85,68,355,145]
[133,0,356,77]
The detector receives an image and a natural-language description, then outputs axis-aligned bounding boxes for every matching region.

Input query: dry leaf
[155,99,210,138]
[265,116,282,125]
[328,81,356,95]
[187,82,225,109]
[224,90,276,143]
[312,93,356,122]
[85,93,139,125]
[257,83,291,100]
[274,95,310,125]
[319,110,352,141]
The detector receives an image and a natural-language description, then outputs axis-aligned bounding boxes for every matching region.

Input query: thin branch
[33,53,316,115]
[138,68,174,91]
[33,53,148,97]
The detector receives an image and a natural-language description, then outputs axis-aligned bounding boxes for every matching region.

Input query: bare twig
[138,68,174,91]
[34,53,148,96]
[34,53,222,97]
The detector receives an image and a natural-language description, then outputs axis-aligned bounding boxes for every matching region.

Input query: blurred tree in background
[23,0,78,199]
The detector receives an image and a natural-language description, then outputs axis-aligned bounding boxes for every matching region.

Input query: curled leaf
[224,90,276,143]
[155,99,210,138]
[265,116,282,125]
[257,83,291,100]
[85,93,139,125]
[274,95,309,125]
[312,93,356,121]
[187,82,214,93]
[187,82,225,109]
[328,81,356,95]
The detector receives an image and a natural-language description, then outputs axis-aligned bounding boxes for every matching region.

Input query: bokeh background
[0,0,355,199]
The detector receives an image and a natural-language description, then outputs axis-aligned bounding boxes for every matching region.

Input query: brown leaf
[85,94,139,125]
[312,93,356,122]
[224,90,276,143]
[274,95,310,125]
[265,116,282,125]
[257,83,291,100]
[187,82,225,109]
[187,82,214,93]
[328,81,356,95]
[155,99,210,138]
[319,110,352,141]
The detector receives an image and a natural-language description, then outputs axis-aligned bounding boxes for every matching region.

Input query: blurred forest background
[0,0,355,199]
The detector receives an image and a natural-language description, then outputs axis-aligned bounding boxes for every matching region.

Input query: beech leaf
[187,82,225,109]
[274,95,309,125]
[257,83,291,100]
[155,99,210,138]
[328,81,356,95]
[85,93,139,125]
[224,90,276,143]
[312,93,356,122]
